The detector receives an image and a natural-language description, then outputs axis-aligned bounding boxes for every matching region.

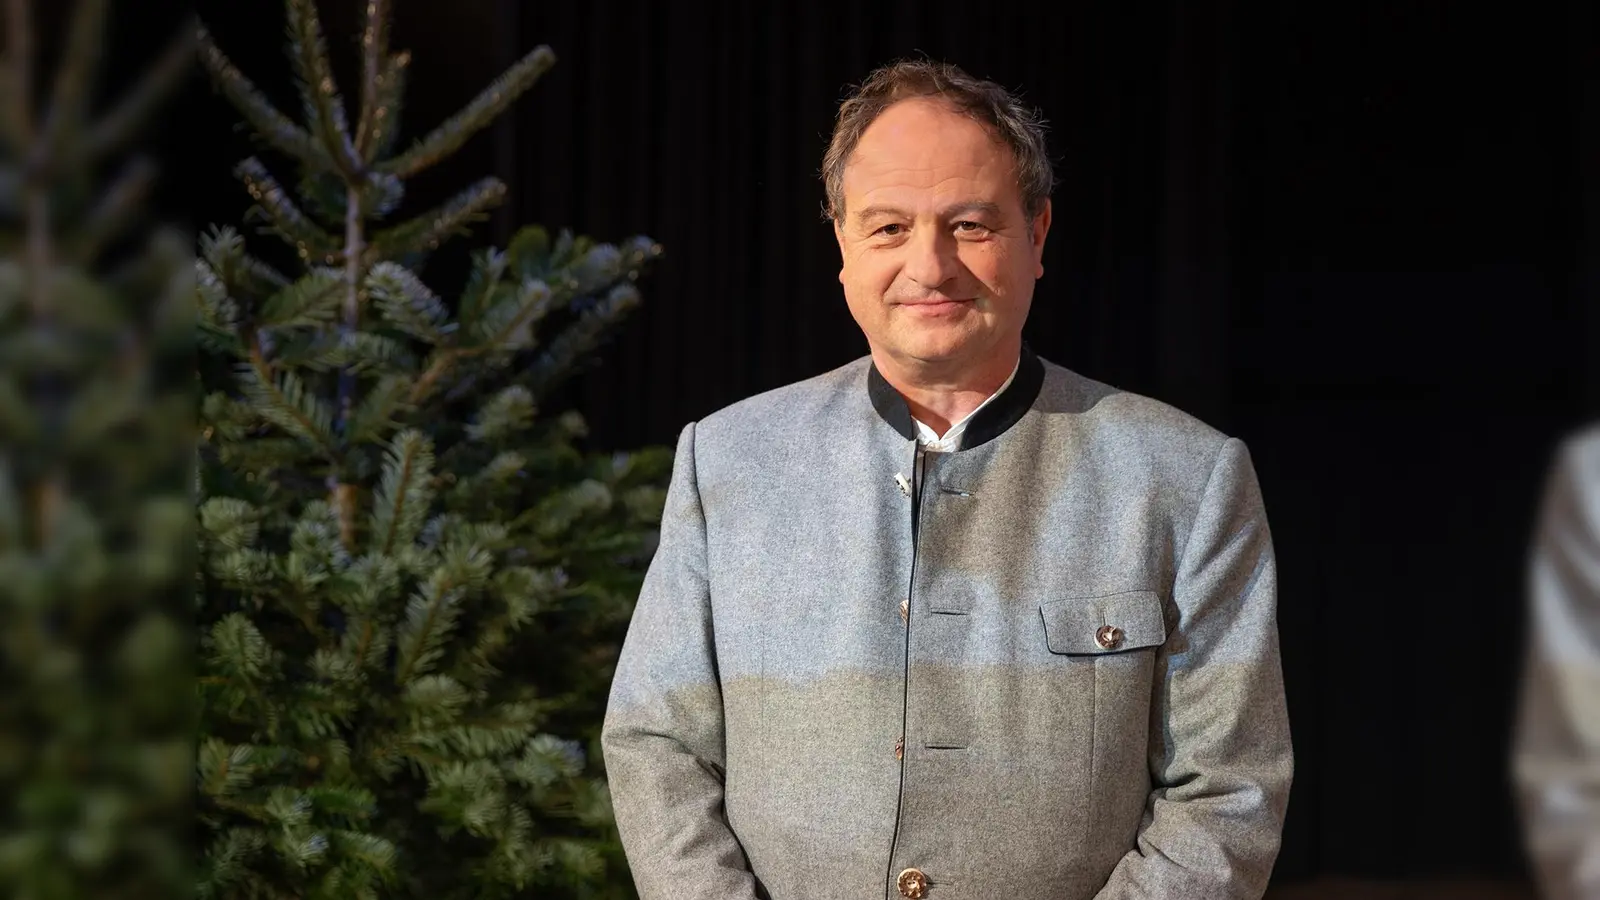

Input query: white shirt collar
[912,356,1021,452]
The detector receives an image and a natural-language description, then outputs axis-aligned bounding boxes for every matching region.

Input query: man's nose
[902,228,962,291]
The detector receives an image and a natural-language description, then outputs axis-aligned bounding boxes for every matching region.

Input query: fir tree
[195,2,667,897]
[0,1,194,897]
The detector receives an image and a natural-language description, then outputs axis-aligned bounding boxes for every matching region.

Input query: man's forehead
[841,101,1017,201]
[850,102,1004,168]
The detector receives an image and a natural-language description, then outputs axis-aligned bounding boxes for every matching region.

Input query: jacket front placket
[884,439,992,900]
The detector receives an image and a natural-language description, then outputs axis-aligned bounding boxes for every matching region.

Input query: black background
[188,0,1600,886]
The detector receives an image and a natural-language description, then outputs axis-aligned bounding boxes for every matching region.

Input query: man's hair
[821,59,1056,225]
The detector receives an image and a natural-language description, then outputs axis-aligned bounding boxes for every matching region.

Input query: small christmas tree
[195,1,667,897]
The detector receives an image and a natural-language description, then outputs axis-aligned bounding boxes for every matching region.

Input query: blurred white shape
[1515,424,1600,900]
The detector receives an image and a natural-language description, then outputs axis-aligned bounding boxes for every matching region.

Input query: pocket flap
[1040,590,1167,654]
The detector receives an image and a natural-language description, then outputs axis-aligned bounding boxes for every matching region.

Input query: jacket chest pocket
[1036,591,1169,749]
[1039,590,1168,657]
[1037,589,1168,848]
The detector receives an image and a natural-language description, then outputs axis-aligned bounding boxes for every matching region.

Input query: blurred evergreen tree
[0,0,194,897]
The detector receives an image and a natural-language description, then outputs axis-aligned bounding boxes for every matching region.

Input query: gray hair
[821,59,1056,224]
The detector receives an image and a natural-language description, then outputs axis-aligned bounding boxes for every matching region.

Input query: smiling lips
[898,298,975,316]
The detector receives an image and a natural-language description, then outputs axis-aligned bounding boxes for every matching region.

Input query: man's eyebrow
[853,204,906,223]
[852,201,1005,223]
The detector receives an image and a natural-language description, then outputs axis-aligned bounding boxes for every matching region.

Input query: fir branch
[416,759,507,835]
[334,553,402,617]
[470,275,559,351]
[465,384,536,443]
[326,830,396,877]
[36,0,107,170]
[61,368,148,451]
[365,177,506,264]
[355,170,404,220]
[214,438,324,486]
[283,0,362,179]
[340,615,391,673]
[235,157,342,264]
[198,26,329,171]
[402,349,458,408]
[199,738,264,798]
[251,329,325,370]
[448,451,524,507]
[259,268,343,330]
[332,182,370,548]
[200,225,291,298]
[66,155,155,265]
[1,0,35,150]
[443,714,541,759]
[378,45,556,179]
[197,829,269,900]
[353,0,392,158]
[289,500,347,570]
[393,569,463,686]
[456,246,508,331]
[508,734,584,791]
[338,332,414,374]
[82,17,196,166]
[369,428,434,556]
[292,330,412,375]
[196,262,244,356]
[547,839,605,880]
[362,51,408,162]
[206,613,279,684]
[490,566,563,625]
[525,282,643,400]
[366,261,450,342]
[198,496,261,551]
[402,673,471,716]
[236,360,338,454]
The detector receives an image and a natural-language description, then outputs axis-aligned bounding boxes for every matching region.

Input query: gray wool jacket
[601,349,1293,900]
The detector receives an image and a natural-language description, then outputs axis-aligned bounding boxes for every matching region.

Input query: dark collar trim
[867,344,1045,450]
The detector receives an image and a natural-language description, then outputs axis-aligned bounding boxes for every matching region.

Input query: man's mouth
[898,298,974,315]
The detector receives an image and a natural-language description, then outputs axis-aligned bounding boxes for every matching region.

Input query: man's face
[833,97,1051,373]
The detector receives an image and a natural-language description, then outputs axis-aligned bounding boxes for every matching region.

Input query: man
[602,59,1293,900]
[1514,425,1600,900]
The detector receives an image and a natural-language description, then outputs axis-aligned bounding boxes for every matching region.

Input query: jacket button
[894,737,904,760]
[896,867,927,898]
[899,598,909,623]
[1095,624,1124,649]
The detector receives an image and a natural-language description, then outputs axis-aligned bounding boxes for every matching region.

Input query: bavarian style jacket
[602,348,1293,900]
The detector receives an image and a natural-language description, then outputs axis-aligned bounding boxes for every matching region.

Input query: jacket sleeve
[1094,437,1294,899]
[1512,432,1600,900]
[600,421,762,899]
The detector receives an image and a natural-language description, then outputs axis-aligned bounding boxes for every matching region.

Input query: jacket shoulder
[1038,360,1233,461]
[691,355,873,447]
[1553,421,1600,469]
[1541,420,1600,510]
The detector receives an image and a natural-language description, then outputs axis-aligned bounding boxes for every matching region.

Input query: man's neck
[872,342,1023,438]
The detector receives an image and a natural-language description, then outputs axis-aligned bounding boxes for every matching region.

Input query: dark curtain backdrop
[193,0,1600,885]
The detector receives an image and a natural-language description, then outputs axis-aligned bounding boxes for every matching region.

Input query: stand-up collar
[867,344,1046,451]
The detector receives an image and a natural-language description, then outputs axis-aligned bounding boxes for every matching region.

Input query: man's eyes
[871,221,988,237]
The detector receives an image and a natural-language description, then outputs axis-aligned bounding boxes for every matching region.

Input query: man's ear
[833,219,848,283]
[1031,198,1052,279]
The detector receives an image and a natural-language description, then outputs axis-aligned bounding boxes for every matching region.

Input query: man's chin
[888,335,980,368]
